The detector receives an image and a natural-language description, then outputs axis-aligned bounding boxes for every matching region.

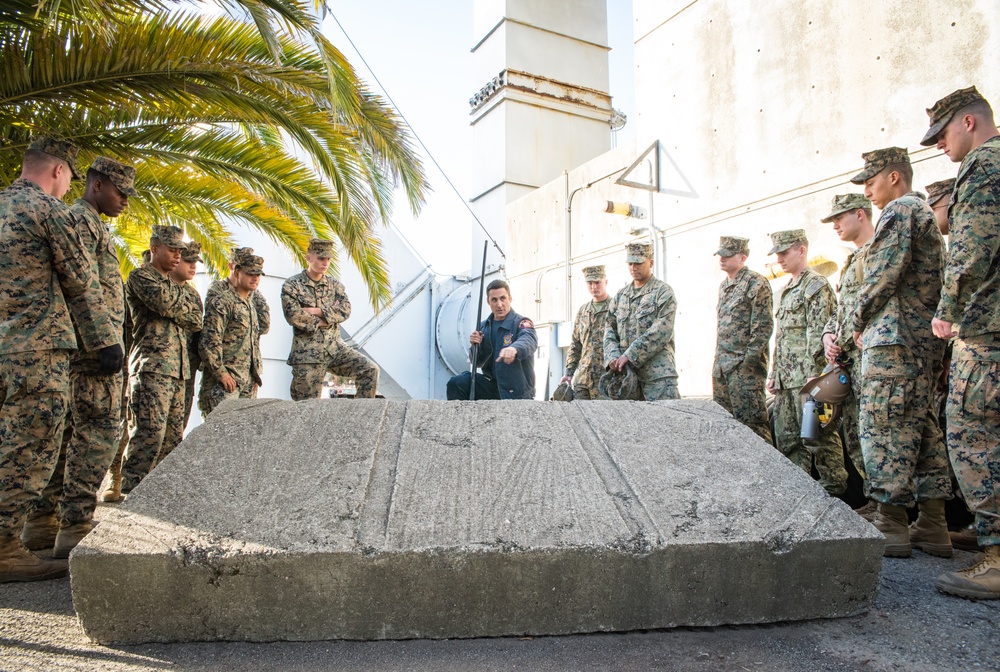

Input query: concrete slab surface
[70,399,882,644]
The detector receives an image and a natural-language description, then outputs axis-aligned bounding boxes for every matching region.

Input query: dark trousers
[446,371,501,401]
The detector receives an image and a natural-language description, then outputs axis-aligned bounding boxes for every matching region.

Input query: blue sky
[322,1,636,275]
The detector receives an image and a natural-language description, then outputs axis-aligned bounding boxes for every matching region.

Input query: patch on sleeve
[518,318,535,330]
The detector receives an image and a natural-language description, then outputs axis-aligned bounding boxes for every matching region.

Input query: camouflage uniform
[282,239,379,400]
[30,174,131,527]
[934,134,1000,545]
[850,149,950,507]
[565,266,610,400]
[122,227,203,492]
[604,242,679,401]
[768,229,846,495]
[712,236,773,442]
[822,245,869,484]
[175,242,204,429]
[0,148,116,540]
[198,255,264,415]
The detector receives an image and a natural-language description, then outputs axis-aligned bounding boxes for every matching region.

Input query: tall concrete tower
[469,0,613,271]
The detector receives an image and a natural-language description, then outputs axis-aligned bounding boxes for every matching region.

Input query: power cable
[327,11,506,261]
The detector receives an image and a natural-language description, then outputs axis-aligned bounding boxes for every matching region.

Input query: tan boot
[100,458,123,503]
[936,546,1000,600]
[909,499,953,558]
[950,524,983,553]
[853,500,877,522]
[873,503,911,557]
[0,537,68,583]
[20,512,58,551]
[53,521,93,559]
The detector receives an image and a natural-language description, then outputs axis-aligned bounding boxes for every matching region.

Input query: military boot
[950,524,983,553]
[935,546,1000,600]
[100,458,123,503]
[909,499,953,558]
[853,500,877,522]
[0,537,69,583]
[53,521,93,559]
[873,503,911,557]
[20,512,58,551]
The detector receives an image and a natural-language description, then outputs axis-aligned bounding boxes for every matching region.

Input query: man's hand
[303,307,322,316]
[496,346,517,364]
[97,344,124,375]
[609,354,630,372]
[559,375,571,384]
[932,317,957,340]
[822,332,842,364]
[469,330,483,346]
[853,331,863,349]
[766,378,775,394]
[220,372,237,393]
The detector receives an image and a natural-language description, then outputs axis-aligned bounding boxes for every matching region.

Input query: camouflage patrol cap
[550,381,575,402]
[307,238,334,258]
[598,365,642,401]
[850,147,910,185]
[714,235,749,257]
[236,254,265,276]
[150,225,186,249]
[229,246,255,267]
[820,193,871,223]
[28,136,82,180]
[180,241,202,263]
[625,241,653,263]
[141,249,151,264]
[925,178,956,207]
[89,156,138,197]
[920,86,985,147]
[767,229,808,255]
[582,265,606,281]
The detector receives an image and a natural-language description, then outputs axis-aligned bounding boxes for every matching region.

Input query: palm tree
[0,1,427,309]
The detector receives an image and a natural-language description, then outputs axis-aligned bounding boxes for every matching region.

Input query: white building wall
[505,0,1000,398]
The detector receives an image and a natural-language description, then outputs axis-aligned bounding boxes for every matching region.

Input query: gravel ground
[1,546,997,672]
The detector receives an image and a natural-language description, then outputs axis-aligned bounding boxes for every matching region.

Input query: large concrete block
[71,399,882,644]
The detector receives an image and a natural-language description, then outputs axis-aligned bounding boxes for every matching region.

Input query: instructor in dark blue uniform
[446,280,537,400]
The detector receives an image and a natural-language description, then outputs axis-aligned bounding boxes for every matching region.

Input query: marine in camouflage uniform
[563,265,611,400]
[206,246,270,399]
[604,242,679,401]
[198,254,264,415]
[922,87,1000,597]
[122,225,203,493]
[282,238,379,400]
[169,242,203,432]
[820,193,875,492]
[850,147,950,558]
[712,235,773,442]
[22,158,134,556]
[0,138,118,581]
[767,229,847,495]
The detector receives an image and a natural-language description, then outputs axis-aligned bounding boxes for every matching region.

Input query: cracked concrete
[70,398,882,644]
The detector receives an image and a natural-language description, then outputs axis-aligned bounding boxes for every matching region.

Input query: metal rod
[469,240,489,400]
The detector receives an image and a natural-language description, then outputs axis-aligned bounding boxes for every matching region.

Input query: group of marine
[536,86,998,602]
[0,142,378,583]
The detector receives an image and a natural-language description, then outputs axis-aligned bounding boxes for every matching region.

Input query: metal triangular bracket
[615,140,659,192]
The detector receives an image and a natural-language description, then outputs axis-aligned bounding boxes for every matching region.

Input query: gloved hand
[97,344,124,375]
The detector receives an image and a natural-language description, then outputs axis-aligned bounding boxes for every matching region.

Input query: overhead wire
[327,11,506,261]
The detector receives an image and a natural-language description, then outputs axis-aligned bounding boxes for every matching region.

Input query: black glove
[97,344,124,375]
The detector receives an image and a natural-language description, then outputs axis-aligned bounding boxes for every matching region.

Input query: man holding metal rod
[446,280,537,400]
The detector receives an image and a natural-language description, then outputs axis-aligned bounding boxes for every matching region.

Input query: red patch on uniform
[518,318,534,330]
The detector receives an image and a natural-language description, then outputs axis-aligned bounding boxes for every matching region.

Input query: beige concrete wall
[507,0,1000,397]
